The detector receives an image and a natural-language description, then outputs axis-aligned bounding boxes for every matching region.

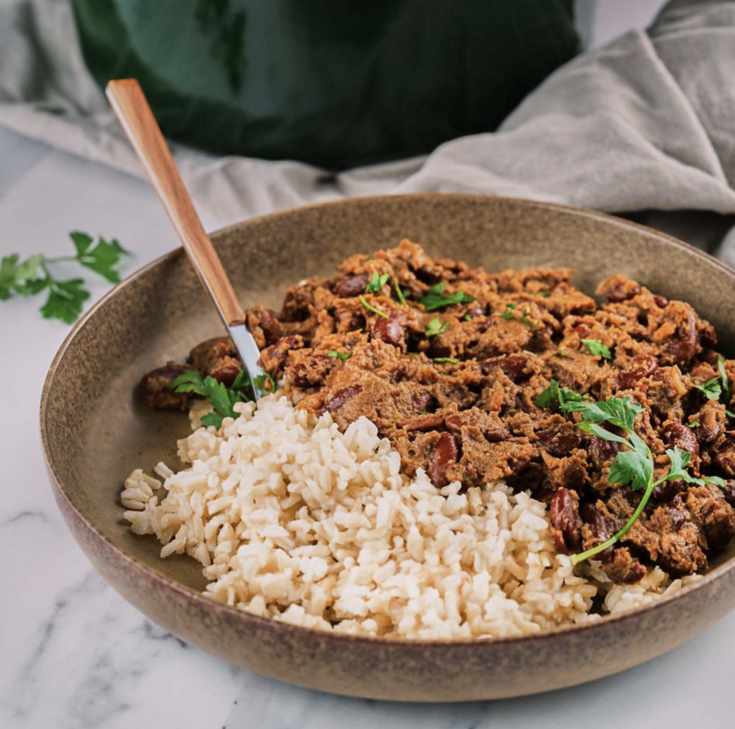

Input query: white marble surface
[4,3,735,726]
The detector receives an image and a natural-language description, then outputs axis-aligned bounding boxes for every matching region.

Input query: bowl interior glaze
[41,195,735,701]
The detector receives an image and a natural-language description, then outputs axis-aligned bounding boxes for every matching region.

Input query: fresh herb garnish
[519,306,537,329]
[434,357,459,364]
[690,419,701,429]
[691,377,722,401]
[359,295,389,319]
[463,314,472,321]
[581,339,612,359]
[537,380,724,564]
[690,355,731,405]
[425,318,449,337]
[499,302,536,328]
[253,372,277,394]
[540,290,552,297]
[718,355,730,402]
[170,369,253,429]
[554,349,574,359]
[500,303,516,320]
[0,232,128,324]
[365,272,390,294]
[535,380,590,410]
[394,277,407,305]
[728,410,735,419]
[418,281,474,312]
[328,350,352,360]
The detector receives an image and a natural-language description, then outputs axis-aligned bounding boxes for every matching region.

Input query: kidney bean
[537,429,581,458]
[653,295,669,308]
[724,485,735,508]
[209,362,241,386]
[669,309,698,366]
[258,309,282,346]
[588,436,620,465]
[665,422,699,459]
[428,433,458,487]
[652,478,686,502]
[373,314,404,346]
[617,354,658,390]
[605,279,641,303]
[580,502,614,558]
[334,272,369,298]
[549,488,581,552]
[326,384,363,412]
[482,354,530,383]
[697,408,723,445]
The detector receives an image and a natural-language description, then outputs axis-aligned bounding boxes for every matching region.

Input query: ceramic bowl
[41,194,735,701]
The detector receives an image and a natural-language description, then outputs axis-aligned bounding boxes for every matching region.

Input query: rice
[122,393,700,640]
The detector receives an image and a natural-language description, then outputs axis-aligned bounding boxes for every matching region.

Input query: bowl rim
[39,192,735,649]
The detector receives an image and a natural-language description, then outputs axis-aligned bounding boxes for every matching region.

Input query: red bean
[617,354,658,390]
[258,309,282,346]
[326,385,363,412]
[669,309,698,366]
[537,429,581,458]
[428,433,458,487]
[549,488,581,552]
[588,436,621,465]
[481,354,530,383]
[335,272,369,298]
[373,314,404,346]
[665,422,699,459]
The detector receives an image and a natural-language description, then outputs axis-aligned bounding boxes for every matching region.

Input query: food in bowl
[123,240,735,639]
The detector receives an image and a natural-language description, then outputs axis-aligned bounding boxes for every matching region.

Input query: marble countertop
[2,111,735,727]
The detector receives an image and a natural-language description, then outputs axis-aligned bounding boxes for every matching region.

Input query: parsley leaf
[365,272,390,294]
[554,349,574,359]
[500,303,516,320]
[463,314,472,321]
[169,369,208,396]
[1,232,128,323]
[581,339,612,359]
[607,432,653,491]
[519,306,537,329]
[691,376,722,401]
[434,357,459,364]
[425,318,449,337]
[535,379,590,411]
[540,290,552,297]
[419,281,474,311]
[72,233,128,283]
[40,279,91,324]
[718,356,730,402]
[393,277,407,305]
[170,369,255,429]
[690,419,700,429]
[253,372,277,393]
[359,295,389,319]
[328,350,352,360]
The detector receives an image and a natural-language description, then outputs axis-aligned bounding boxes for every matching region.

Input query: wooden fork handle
[106,79,245,327]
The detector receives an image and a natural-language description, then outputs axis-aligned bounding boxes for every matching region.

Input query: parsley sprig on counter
[535,381,725,564]
[0,232,128,323]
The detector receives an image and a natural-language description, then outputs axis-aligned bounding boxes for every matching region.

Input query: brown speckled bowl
[41,195,735,701]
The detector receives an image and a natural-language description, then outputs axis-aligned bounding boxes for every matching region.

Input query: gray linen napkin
[1,0,735,259]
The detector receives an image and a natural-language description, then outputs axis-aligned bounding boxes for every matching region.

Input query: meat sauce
[140,240,735,584]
